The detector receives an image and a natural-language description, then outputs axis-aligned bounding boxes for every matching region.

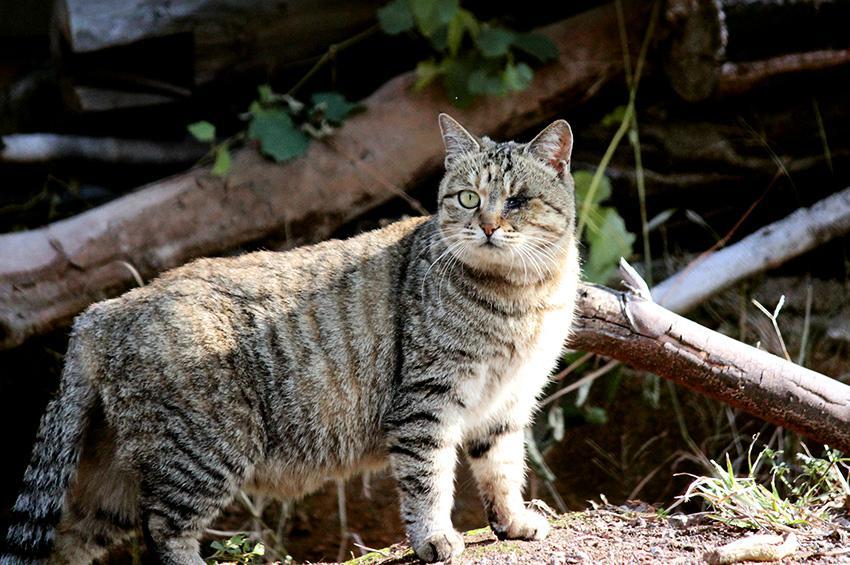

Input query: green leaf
[573,170,612,207]
[310,92,358,123]
[187,121,215,142]
[584,207,635,283]
[248,109,310,162]
[429,25,449,51]
[211,144,231,177]
[468,68,505,96]
[410,0,459,37]
[414,59,444,90]
[477,26,515,57]
[257,84,275,104]
[458,9,480,38]
[513,32,558,62]
[377,0,414,34]
[502,61,533,92]
[446,13,464,55]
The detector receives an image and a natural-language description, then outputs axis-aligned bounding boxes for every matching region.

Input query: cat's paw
[492,509,550,541]
[413,529,465,563]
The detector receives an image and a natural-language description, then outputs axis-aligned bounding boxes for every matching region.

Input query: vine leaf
[187,121,215,142]
[513,32,559,62]
[414,60,443,90]
[410,0,459,37]
[377,0,414,34]
[311,92,359,123]
[248,109,309,162]
[468,68,505,96]
[503,62,533,92]
[477,26,515,57]
[211,145,231,177]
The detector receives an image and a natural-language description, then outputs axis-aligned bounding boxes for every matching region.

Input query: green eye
[458,190,480,209]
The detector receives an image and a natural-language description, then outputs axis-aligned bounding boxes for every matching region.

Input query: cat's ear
[525,120,573,177]
[438,113,480,165]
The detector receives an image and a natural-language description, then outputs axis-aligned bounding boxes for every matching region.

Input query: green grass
[675,441,850,531]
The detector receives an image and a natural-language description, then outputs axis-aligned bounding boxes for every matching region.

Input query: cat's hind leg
[137,430,250,565]
[53,411,140,564]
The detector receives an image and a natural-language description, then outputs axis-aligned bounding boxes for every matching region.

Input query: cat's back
[73,215,430,387]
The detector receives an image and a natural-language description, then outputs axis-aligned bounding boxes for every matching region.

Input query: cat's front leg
[466,425,550,541]
[386,410,464,563]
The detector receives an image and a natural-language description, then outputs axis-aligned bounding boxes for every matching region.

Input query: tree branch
[651,187,850,314]
[570,263,850,453]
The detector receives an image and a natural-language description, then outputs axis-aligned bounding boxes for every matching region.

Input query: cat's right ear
[438,113,480,166]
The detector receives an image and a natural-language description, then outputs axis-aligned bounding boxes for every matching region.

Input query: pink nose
[481,223,499,237]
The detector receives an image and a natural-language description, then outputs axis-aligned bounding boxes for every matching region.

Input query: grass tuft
[676,440,850,531]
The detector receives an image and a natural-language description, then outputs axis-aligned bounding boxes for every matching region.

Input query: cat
[2,113,580,564]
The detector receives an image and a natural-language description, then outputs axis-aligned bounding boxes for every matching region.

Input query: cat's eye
[458,190,480,209]
[504,196,528,211]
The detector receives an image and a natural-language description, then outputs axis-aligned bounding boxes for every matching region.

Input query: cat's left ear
[524,120,573,177]
[438,113,480,166]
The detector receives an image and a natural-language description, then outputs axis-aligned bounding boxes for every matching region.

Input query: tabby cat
[2,114,580,564]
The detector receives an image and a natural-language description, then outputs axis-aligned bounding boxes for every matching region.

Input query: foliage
[678,441,850,530]
[377,0,558,106]
[188,86,360,176]
[574,170,636,284]
[207,534,267,564]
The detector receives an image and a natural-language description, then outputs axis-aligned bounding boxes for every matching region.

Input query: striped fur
[2,114,579,564]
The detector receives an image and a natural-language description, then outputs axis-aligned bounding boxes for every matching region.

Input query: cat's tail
[2,332,97,565]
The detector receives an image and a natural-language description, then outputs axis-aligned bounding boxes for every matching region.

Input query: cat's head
[435,113,575,282]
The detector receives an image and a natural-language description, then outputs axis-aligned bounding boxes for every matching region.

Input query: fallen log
[570,262,850,453]
[0,1,651,350]
[664,0,850,101]
[652,186,850,313]
[0,134,206,164]
[54,0,384,87]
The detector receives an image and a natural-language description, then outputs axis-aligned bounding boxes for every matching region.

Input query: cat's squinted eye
[504,196,528,212]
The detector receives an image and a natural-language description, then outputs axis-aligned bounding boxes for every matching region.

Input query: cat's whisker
[523,242,557,281]
[520,245,546,282]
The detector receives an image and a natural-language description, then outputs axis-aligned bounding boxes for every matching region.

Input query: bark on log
[652,186,850,314]
[570,276,850,453]
[0,1,651,350]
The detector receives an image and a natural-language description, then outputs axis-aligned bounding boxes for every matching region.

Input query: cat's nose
[481,223,499,238]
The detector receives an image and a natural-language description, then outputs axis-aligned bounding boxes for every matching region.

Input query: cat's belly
[245,451,389,498]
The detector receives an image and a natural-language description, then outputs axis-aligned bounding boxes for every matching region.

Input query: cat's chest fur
[455,249,579,434]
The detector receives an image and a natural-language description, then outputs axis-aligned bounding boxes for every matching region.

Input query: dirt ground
[327,505,850,565]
